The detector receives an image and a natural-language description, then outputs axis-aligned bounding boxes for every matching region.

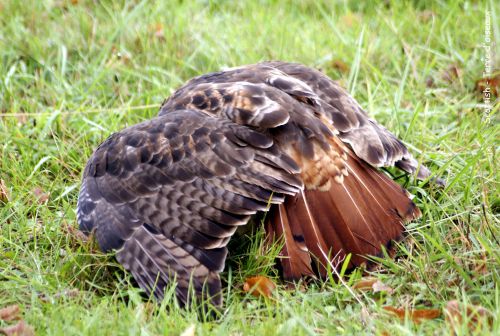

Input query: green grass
[1,0,499,335]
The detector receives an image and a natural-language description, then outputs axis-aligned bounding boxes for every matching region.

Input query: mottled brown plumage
[77,61,434,308]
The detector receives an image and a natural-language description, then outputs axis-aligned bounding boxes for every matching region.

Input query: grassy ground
[1,0,499,335]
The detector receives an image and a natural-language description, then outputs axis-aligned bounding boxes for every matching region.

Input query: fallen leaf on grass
[445,300,492,330]
[0,305,20,322]
[353,278,378,290]
[32,187,49,204]
[0,320,34,336]
[383,306,441,323]
[243,276,276,298]
[353,278,393,294]
[475,73,499,97]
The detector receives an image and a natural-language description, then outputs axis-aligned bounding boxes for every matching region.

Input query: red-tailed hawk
[77,62,435,308]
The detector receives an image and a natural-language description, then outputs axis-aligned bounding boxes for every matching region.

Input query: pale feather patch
[287,135,349,190]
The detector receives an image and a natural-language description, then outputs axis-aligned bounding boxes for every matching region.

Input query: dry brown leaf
[383,306,441,323]
[445,300,492,330]
[32,187,49,204]
[0,320,34,336]
[353,278,378,290]
[243,276,276,298]
[353,278,393,294]
[475,73,499,97]
[330,59,350,74]
[0,305,20,322]
[0,179,9,203]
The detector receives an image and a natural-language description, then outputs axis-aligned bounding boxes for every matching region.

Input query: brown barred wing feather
[77,109,301,307]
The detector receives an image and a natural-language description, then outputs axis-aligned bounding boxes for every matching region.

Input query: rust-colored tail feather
[266,202,316,279]
[266,151,421,280]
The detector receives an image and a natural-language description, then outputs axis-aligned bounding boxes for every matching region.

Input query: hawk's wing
[77,108,301,307]
[164,61,432,179]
